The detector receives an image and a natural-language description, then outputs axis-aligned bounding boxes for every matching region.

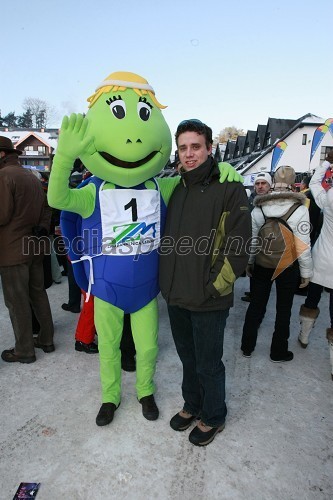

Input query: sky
[1,0,332,149]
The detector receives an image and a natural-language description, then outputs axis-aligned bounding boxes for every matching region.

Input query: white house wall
[243,124,333,185]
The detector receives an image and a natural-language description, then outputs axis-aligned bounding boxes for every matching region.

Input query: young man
[159,120,251,446]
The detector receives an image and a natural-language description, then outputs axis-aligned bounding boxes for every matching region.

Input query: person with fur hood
[298,151,333,380]
[241,165,313,362]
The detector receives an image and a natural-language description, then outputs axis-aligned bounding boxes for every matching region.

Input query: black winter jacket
[159,157,251,311]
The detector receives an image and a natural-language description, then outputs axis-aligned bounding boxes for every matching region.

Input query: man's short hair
[301,176,310,188]
[175,119,213,149]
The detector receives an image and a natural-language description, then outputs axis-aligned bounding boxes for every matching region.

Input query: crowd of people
[0,127,332,448]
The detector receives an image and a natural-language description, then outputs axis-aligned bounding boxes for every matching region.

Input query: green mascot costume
[48,71,241,427]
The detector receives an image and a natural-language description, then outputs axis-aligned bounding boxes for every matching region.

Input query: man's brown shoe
[189,420,225,446]
[1,348,36,364]
[139,395,159,420]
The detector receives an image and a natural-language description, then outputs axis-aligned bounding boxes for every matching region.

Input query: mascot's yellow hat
[87,71,166,109]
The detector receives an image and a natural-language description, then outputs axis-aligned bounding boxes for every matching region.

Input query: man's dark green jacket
[159,157,251,311]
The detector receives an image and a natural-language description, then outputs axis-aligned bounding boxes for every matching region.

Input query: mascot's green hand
[218,162,244,183]
[56,113,94,166]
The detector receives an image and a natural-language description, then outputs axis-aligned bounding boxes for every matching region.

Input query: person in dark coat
[0,137,54,363]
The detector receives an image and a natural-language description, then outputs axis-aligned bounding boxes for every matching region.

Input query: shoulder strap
[260,201,301,224]
[281,202,302,222]
[260,206,267,221]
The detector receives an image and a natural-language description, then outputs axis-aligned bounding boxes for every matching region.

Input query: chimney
[40,128,45,133]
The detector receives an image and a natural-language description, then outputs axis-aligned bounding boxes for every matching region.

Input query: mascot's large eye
[137,102,151,122]
[108,99,126,119]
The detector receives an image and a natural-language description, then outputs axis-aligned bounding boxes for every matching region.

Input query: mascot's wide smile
[99,150,159,168]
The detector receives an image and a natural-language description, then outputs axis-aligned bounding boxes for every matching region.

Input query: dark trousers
[0,255,54,357]
[167,305,229,427]
[120,313,136,359]
[67,260,81,309]
[305,282,333,327]
[241,263,299,357]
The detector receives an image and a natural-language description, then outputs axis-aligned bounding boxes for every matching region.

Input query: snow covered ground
[0,277,332,499]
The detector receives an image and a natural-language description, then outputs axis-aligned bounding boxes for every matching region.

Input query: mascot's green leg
[94,297,124,405]
[130,298,158,400]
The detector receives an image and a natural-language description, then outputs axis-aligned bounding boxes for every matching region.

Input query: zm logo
[109,222,157,246]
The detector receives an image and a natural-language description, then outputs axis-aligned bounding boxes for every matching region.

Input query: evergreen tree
[17,108,34,128]
[36,109,46,129]
[2,112,17,128]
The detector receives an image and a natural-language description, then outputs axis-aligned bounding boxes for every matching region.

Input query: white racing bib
[99,183,161,256]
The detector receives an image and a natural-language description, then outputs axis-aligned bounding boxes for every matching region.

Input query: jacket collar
[180,156,219,188]
[254,190,307,207]
[0,153,21,170]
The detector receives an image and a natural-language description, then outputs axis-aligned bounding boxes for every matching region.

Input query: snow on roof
[0,129,58,150]
[300,114,324,124]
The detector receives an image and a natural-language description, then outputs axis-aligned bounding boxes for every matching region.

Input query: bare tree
[22,97,57,128]
[216,126,246,144]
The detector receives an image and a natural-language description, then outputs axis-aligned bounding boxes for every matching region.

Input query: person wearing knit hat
[254,172,272,191]
[241,173,272,303]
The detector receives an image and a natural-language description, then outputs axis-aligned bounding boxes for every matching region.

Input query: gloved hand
[55,113,94,166]
[299,277,310,288]
[246,264,254,277]
[218,162,244,183]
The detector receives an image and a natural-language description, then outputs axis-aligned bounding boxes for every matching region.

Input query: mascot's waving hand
[48,71,240,427]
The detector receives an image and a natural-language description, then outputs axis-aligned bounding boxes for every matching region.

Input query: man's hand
[56,113,94,165]
[218,162,244,183]
[299,277,310,288]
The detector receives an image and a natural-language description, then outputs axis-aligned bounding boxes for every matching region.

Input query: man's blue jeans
[167,305,229,428]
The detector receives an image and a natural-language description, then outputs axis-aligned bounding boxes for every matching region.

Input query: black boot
[96,403,117,426]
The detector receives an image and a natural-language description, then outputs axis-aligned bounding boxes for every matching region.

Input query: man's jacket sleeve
[206,183,252,297]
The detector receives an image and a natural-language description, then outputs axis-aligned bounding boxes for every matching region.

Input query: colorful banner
[271,141,287,173]
[310,118,333,162]
[327,118,333,138]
